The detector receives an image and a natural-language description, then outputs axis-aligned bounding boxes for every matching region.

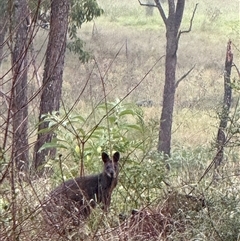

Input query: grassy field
[1,0,240,240]
[60,0,239,148]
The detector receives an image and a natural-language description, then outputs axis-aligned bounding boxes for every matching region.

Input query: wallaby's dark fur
[43,152,120,229]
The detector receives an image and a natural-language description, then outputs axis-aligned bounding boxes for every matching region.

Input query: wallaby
[43,152,120,229]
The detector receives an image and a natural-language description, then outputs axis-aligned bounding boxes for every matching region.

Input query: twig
[232,63,240,79]
[138,0,156,7]
[154,0,167,26]
[84,55,165,143]
[0,90,10,111]
[30,46,41,88]
[0,159,11,184]
[232,41,240,53]
[175,64,195,88]
[138,0,167,26]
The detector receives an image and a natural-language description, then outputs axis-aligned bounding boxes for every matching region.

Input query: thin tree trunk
[34,0,70,171]
[0,0,8,66]
[157,0,185,156]
[11,0,29,172]
[214,40,233,168]
[158,42,177,156]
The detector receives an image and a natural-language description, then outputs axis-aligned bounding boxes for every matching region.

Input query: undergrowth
[1,0,240,240]
[1,100,240,240]
[1,148,239,240]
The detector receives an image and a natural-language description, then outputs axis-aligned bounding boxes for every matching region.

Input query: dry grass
[2,172,239,240]
[1,0,240,240]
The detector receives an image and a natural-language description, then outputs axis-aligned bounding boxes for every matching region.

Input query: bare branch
[30,46,41,88]
[177,3,198,40]
[138,0,167,26]
[138,0,156,7]
[0,90,8,99]
[232,41,240,53]
[175,64,195,88]
[0,89,10,111]
[155,0,167,25]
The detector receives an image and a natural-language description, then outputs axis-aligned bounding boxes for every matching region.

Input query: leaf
[71,115,86,122]
[37,127,53,134]
[108,116,117,124]
[75,145,80,154]
[119,109,135,116]
[125,124,142,131]
[38,142,68,152]
[97,146,102,153]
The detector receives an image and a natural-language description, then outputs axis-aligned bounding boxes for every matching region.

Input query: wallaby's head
[102,152,120,179]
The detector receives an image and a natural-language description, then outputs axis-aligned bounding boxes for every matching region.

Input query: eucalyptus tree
[0,0,33,178]
[139,0,197,157]
[0,0,102,175]
[34,0,103,171]
[13,0,31,171]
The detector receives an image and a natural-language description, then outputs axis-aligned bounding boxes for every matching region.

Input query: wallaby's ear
[113,152,120,162]
[102,152,110,163]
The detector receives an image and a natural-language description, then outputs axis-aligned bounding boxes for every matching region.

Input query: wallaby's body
[43,152,120,228]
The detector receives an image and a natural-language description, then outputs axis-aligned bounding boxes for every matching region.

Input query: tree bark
[157,0,185,156]
[214,40,233,168]
[0,13,8,66]
[11,0,29,171]
[34,0,70,170]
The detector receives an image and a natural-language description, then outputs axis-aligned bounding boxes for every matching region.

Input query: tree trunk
[34,0,70,170]
[214,40,233,169]
[11,0,29,171]
[0,18,7,67]
[0,0,8,66]
[158,42,177,156]
[157,0,185,156]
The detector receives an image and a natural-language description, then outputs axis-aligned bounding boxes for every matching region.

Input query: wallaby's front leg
[102,193,111,212]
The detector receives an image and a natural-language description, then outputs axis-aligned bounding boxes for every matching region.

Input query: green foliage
[67,38,90,62]
[0,196,10,225]
[38,100,166,211]
[187,183,240,241]
[0,147,6,168]
[29,0,103,62]
[167,146,211,172]
[70,0,103,29]
[68,0,103,62]
[214,188,240,241]
[116,151,165,211]
[38,100,158,176]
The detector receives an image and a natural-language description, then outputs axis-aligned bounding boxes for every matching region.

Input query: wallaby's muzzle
[106,167,117,178]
